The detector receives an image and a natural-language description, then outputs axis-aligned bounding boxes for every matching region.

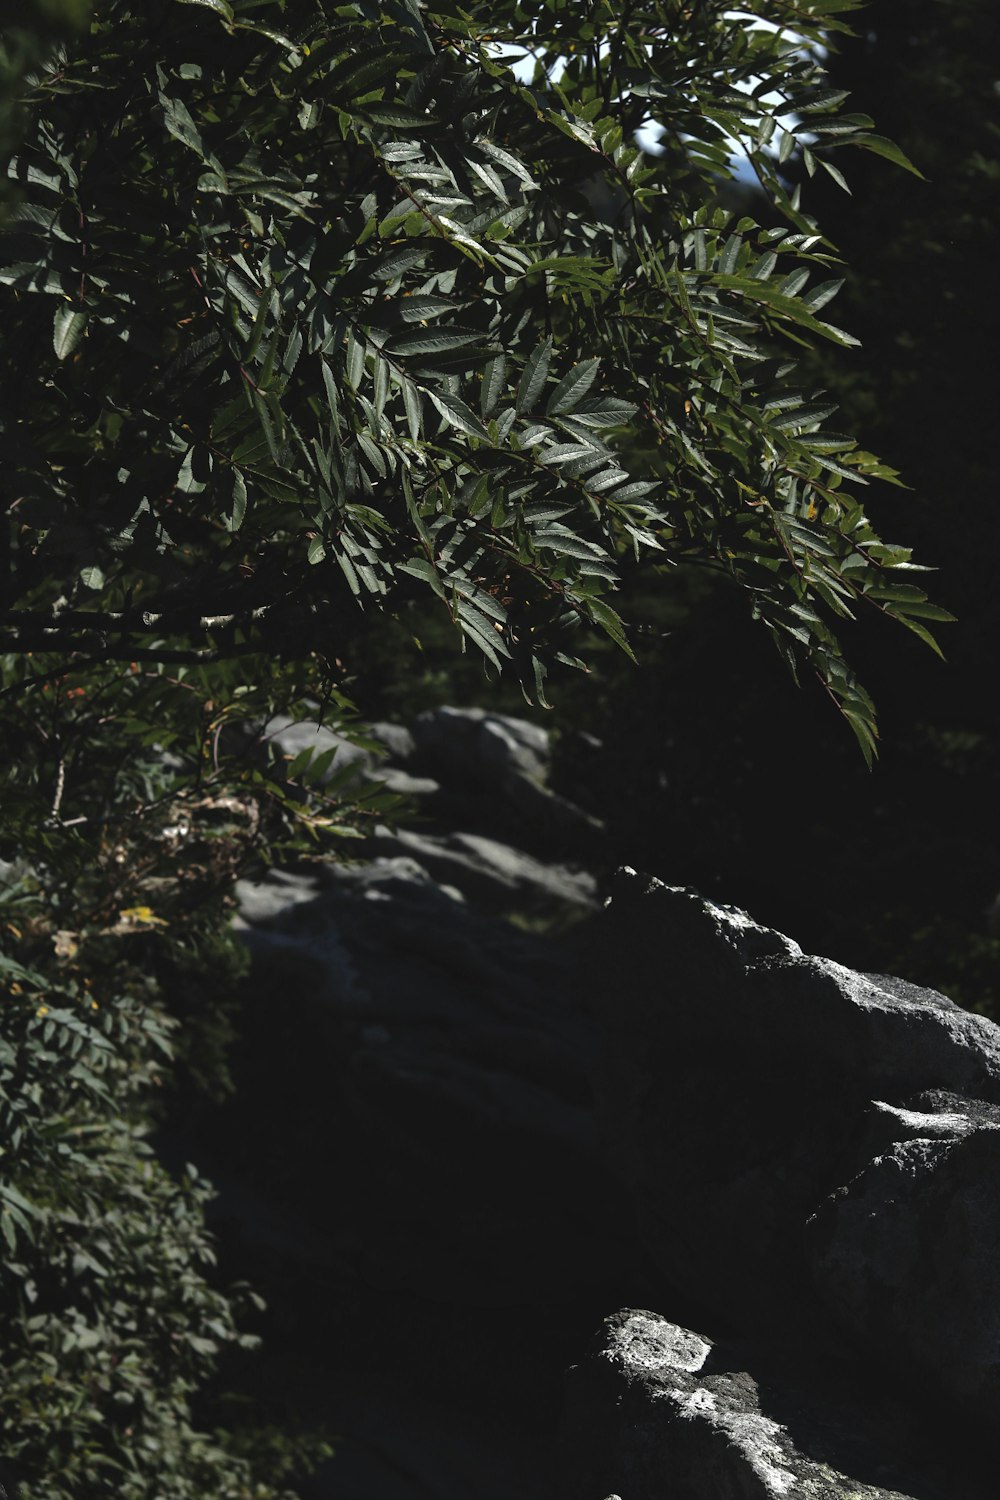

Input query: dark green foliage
[0,1,89,160]
[2,0,944,752]
[0,658,354,1495]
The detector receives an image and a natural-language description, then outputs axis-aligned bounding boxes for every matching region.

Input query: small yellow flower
[118,905,166,928]
[36,1006,49,1018]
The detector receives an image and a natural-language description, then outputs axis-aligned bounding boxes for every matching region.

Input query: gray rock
[559,1309,973,1500]
[263,704,602,844]
[368,719,416,764]
[234,848,613,1310]
[264,714,439,797]
[235,868,366,1016]
[586,868,1000,1425]
[410,706,604,846]
[234,867,322,926]
[412,705,551,785]
[358,824,598,910]
[219,713,622,1493]
[808,1094,1000,1431]
[265,714,375,776]
[325,852,468,909]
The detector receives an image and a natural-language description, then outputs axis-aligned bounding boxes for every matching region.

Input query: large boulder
[266,705,604,856]
[227,849,626,1495]
[411,704,550,786]
[586,869,1000,1429]
[807,1092,1000,1433]
[263,714,438,797]
[356,825,598,911]
[408,706,604,849]
[559,1308,979,1500]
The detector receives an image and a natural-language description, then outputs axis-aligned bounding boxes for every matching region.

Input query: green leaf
[796,88,851,115]
[802,278,844,313]
[346,332,365,389]
[426,389,489,441]
[714,274,861,347]
[719,233,744,275]
[52,302,87,359]
[516,337,552,414]
[605,480,660,504]
[0,262,69,294]
[363,103,430,128]
[841,706,878,768]
[327,46,417,102]
[228,470,248,532]
[540,443,599,467]
[534,526,611,563]
[820,159,852,193]
[546,358,600,416]
[456,598,510,669]
[477,139,538,186]
[396,295,460,323]
[285,745,316,780]
[400,377,422,441]
[587,596,635,659]
[302,746,340,786]
[0,1182,40,1218]
[398,556,446,597]
[563,398,638,429]
[158,91,206,160]
[481,354,506,419]
[848,132,925,178]
[389,329,484,357]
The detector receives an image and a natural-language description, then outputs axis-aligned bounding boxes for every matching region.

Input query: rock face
[808,1094,1000,1433]
[407,705,604,849]
[222,710,625,1496]
[560,1309,968,1500]
[264,705,602,911]
[220,718,1000,1500]
[583,868,1000,1473]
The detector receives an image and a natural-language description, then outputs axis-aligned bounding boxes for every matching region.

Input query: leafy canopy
[1,0,949,760]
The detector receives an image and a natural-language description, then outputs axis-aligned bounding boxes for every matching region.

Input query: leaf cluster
[0,0,947,754]
[0,651,387,1494]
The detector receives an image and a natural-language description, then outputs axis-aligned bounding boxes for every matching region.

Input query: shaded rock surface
[185,720,1000,1499]
[808,1094,1000,1433]
[586,868,1000,1471]
[195,710,635,1497]
[265,704,603,858]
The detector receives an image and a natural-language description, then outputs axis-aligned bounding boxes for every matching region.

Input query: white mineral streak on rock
[871,1099,983,1137]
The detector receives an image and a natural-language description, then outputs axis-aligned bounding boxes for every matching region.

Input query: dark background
[592,0,1000,1008]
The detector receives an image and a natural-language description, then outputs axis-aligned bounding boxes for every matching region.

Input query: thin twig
[50,756,66,822]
